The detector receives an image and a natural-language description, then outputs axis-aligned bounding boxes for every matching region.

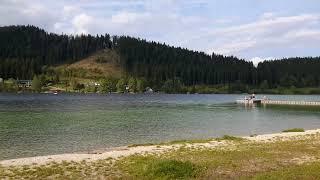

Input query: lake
[0,93,320,160]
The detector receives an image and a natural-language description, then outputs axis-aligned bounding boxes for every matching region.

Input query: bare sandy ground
[1,129,319,167]
[0,142,228,167]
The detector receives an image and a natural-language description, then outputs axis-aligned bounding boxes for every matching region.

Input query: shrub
[282,128,305,133]
[217,135,244,141]
[146,159,197,179]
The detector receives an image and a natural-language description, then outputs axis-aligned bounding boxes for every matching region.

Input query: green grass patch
[0,159,118,179]
[127,143,155,147]
[117,156,199,179]
[3,133,320,179]
[253,162,320,179]
[147,159,198,179]
[165,139,213,145]
[216,135,245,141]
[118,134,320,178]
[128,138,213,147]
[282,128,305,133]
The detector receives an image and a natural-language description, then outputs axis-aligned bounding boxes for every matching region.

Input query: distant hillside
[0,25,255,87]
[257,57,320,88]
[113,36,255,87]
[1,25,320,90]
[58,49,123,80]
[0,25,111,79]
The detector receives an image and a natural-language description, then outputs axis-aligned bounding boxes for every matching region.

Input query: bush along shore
[1,77,320,95]
[1,129,320,179]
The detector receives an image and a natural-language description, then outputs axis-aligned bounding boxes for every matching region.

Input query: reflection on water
[0,93,320,160]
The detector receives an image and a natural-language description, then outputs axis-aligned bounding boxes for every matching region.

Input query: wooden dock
[261,100,320,106]
[237,99,320,106]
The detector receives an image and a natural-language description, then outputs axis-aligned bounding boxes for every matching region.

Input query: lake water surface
[1,93,320,160]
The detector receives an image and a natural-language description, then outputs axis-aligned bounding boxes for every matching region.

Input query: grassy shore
[1,130,320,179]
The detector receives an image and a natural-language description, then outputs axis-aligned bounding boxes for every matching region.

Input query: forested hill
[0,25,255,86]
[114,36,255,86]
[257,57,320,88]
[0,25,320,92]
[0,25,112,79]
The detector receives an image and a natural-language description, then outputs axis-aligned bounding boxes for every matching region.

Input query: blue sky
[1,0,320,64]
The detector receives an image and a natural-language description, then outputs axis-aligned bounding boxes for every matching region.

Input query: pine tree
[31,75,41,92]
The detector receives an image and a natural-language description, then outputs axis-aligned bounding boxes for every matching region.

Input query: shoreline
[1,129,320,167]
[2,91,320,95]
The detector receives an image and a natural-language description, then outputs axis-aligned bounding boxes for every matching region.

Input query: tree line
[113,36,256,88]
[0,25,111,79]
[1,25,320,92]
[257,57,320,88]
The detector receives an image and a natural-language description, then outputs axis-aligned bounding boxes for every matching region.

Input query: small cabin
[17,80,32,88]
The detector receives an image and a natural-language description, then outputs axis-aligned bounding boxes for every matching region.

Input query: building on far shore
[17,80,32,88]
[145,87,153,93]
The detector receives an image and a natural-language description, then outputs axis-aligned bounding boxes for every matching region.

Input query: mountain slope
[1,25,320,90]
[0,25,111,79]
[58,49,123,80]
[0,25,256,87]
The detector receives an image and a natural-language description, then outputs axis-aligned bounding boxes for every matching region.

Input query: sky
[1,0,320,65]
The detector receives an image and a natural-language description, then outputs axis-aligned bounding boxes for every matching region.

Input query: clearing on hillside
[59,49,123,80]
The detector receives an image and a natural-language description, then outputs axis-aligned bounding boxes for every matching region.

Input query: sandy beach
[1,129,320,167]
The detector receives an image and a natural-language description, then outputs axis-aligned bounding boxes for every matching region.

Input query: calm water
[1,93,320,160]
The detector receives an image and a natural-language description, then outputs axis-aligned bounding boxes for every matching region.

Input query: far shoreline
[2,91,320,95]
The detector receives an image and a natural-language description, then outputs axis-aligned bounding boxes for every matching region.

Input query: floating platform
[236,99,320,106]
[262,100,320,106]
[236,99,262,104]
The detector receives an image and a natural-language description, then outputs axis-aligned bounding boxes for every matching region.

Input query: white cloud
[249,57,274,67]
[111,12,146,24]
[72,13,93,34]
[0,0,59,30]
[284,29,320,40]
[196,14,320,57]
[63,5,80,17]
[260,12,276,19]
[21,4,45,16]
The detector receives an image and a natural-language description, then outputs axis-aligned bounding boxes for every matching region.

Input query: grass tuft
[128,138,213,147]
[127,143,155,147]
[217,135,244,141]
[282,128,305,133]
[146,159,197,179]
[253,162,320,179]
[166,139,212,145]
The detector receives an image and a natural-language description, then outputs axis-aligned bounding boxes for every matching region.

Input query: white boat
[236,94,262,104]
[236,99,261,104]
